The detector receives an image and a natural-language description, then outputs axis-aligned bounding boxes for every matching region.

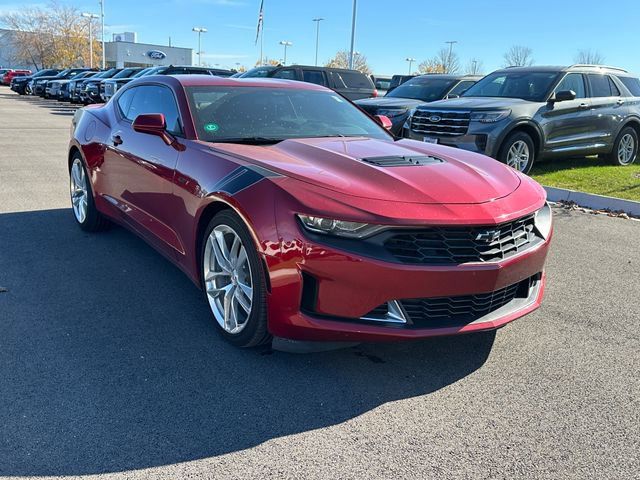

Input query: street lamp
[312,18,324,66]
[348,0,357,69]
[99,0,105,69]
[81,12,99,68]
[445,40,458,73]
[405,57,415,75]
[192,27,208,66]
[279,40,292,65]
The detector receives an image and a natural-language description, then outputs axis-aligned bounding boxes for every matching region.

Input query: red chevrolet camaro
[68,75,552,349]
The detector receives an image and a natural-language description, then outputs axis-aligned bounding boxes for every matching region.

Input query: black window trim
[114,82,185,137]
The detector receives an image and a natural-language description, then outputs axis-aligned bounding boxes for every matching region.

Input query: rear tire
[608,126,638,166]
[201,210,270,348]
[69,153,110,232]
[498,131,536,174]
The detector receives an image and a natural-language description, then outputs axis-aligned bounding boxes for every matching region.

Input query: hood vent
[361,155,444,167]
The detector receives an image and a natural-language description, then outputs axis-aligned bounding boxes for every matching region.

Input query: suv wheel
[498,132,535,174]
[609,126,638,166]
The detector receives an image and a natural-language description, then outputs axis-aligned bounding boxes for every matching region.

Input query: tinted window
[374,78,391,90]
[617,76,640,96]
[124,85,182,134]
[116,88,136,119]
[463,71,559,101]
[333,71,372,89]
[449,80,476,96]
[588,74,619,97]
[239,66,276,78]
[273,69,297,80]
[554,73,586,98]
[302,70,326,86]
[186,86,389,142]
[386,76,457,101]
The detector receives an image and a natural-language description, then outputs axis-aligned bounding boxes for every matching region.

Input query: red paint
[70,75,552,342]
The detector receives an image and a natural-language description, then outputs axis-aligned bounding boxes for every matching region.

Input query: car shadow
[0,208,496,476]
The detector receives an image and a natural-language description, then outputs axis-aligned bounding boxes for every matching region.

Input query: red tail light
[372,89,378,98]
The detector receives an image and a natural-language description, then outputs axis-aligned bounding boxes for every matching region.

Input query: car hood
[206,137,521,204]
[424,97,535,110]
[355,97,425,109]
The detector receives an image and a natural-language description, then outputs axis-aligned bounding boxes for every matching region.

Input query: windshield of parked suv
[386,76,458,101]
[239,66,277,78]
[462,71,560,101]
[186,86,390,143]
[112,68,139,79]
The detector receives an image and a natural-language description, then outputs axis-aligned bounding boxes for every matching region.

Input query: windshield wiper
[212,137,284,145]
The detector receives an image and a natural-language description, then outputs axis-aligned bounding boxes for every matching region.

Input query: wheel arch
[497,121,543,158]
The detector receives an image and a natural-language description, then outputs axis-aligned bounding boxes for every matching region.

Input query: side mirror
[374,114,393,130]
[552,90,576,102]
[132,113,175,146]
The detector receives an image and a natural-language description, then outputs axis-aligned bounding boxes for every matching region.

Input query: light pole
[445,40,457,73]
[192,27,207,66]
[279,41,292,65]
[312,18,324,66]
[81,13,99,68]
[348,0,357,69]
[99,0,105,69]
[405,57,415,75]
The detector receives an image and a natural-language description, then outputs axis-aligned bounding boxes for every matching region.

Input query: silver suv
[402,65,640,173]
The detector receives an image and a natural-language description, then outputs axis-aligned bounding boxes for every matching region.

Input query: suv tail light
[372,89,378,98]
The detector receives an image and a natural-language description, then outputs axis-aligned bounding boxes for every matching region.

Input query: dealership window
[554,73,586,98]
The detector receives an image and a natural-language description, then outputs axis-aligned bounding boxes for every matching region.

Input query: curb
[544,186,640,216]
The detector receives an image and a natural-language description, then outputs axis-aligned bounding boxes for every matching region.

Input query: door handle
[111,134,123,146]
[578,103,589,110]
[617,99,625,106]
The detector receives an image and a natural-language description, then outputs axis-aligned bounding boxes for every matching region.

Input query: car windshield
[132,68,153,78]
[113,68,138,79]
[186,86,391,143]
[239,67,276,78]
[386,77,458,101]
[462,71,560,101]
[94,68,118,78]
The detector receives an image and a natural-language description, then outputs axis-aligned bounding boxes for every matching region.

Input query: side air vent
[361,155,444,167]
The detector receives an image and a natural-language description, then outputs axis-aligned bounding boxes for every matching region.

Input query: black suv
[240,65,377,101]
[403,65,640,173]
[10,69,60,95]
[356,74,480,135]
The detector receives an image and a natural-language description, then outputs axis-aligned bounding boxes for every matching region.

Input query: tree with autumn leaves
[1,1,101,69]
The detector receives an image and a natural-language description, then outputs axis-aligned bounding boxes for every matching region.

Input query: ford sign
[147,50,167,60]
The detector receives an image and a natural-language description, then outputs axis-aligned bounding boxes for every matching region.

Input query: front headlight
[377,108,408,118]
[534,202,553,240]
[470,110,511,123]
[297,215,386,239]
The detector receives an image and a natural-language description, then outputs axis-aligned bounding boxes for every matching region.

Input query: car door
[103,84,185,256]
[587,73,628,146]
[539,73,594,154]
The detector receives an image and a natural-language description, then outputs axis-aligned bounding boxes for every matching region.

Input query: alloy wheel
[506,140,530,172]
[70,158,88,223]
[617,133,635,165]
[203,224,254,334]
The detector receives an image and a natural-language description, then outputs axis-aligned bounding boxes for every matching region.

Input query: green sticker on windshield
[204,123,219,132]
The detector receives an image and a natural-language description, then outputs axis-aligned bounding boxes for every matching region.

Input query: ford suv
[403,65,640,173]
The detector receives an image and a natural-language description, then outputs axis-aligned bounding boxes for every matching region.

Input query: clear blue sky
[2,0,640,75]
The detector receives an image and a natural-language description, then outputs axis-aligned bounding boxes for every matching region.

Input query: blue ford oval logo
[429,115,442,123]
[147,50,167,60]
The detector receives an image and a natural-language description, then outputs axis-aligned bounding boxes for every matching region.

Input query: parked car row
[6,65,235,104]
[1,68,32,85]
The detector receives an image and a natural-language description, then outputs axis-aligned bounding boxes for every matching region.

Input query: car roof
[493,64,630,75]
[411,73,482,81]
[150,75,329,91]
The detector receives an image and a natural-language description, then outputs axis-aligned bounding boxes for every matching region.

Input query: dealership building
[0,29,193,70]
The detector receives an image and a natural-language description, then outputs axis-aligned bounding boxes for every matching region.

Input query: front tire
[498,131,535,174]
[69,153,110,232]
[201,210,270,347]
[608,126,638,166]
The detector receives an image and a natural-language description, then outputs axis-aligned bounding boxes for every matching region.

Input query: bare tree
[466,58,483,75]
[325,50,372,75]
[417,48,460,74]
[503,45,534,67]
[1,1,101,69]
[574,49,605,65]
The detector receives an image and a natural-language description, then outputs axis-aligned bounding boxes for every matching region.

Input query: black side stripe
[213,165,281,196]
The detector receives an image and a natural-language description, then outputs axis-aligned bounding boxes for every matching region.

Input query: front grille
[399,275,535,328]
[384,215,540,265]
[411,109,470,136]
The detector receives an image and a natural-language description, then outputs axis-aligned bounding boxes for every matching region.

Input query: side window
[554,73,586,98]
[335,71,371,89]
[302,69,327,86]
[116,87,137,119]
[449,80,476,96]
[617,76,640,96]
[127,85,183,135]
[273,69,297,80]
[588,74,618,97]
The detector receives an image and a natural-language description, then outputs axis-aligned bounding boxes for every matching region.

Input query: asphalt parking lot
[0,88,639,479]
